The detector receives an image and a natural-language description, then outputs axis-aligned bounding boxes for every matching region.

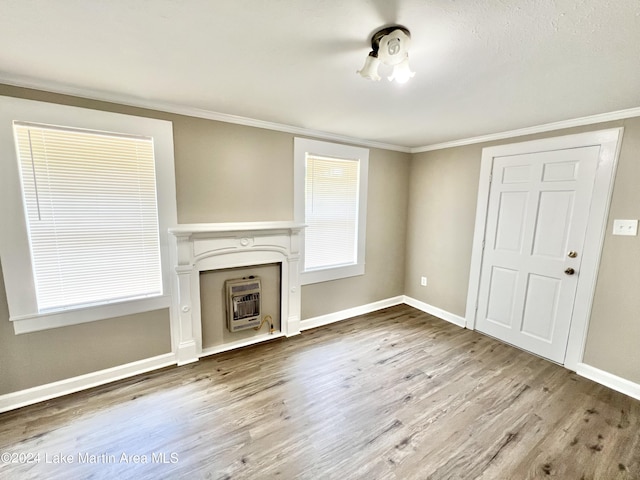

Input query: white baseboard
[403,296,467,328]
[300,296,404,331]
[576,363,640,401]
[0,352,176,414]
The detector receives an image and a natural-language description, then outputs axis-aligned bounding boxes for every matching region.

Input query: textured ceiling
[0,0,639,148]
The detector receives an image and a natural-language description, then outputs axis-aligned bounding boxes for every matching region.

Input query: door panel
[532,191,574,258]
[542,161,579,182]
[502,164,532,184]
[520,273,560,341]
[476,146,600,363]
[486,267,518,327]
[495,192,528,252]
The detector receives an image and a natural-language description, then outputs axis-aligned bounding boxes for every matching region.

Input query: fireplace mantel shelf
[169,221,305,236]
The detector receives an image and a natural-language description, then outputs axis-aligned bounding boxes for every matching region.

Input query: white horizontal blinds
[305,154,359,270]
[13,122,162,312]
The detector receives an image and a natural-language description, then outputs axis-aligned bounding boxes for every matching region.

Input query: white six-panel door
[475,146,600,363]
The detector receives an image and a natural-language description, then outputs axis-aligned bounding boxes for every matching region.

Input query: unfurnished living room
[1,1,639,479]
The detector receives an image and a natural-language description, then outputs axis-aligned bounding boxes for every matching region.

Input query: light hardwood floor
[1,305,639,479]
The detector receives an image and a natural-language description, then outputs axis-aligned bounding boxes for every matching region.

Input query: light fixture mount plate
[370,26,411,64]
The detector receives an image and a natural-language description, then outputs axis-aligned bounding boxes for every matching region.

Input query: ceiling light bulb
[357,54,381,81]
[388,57,415,84]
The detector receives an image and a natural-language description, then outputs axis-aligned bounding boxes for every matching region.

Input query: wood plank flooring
[1,305,639,479]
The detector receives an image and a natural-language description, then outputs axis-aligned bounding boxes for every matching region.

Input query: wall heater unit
[225,276,261,332]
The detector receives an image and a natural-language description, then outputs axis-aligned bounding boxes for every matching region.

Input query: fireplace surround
[169,222,305,365]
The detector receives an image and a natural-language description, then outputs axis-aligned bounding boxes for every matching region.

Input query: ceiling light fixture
[357,26,415,84]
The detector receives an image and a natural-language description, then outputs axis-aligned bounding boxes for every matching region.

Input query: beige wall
[405,117,640,384]
[174,120,293,223]
[0,265,172,394]
[0,84,410,395]
[404,144,481,315]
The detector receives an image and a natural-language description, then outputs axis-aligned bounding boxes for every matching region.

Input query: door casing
[465,128,623,371]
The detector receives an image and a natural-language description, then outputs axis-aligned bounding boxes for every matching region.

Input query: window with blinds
[305,155,359,270]
[294,137,369,285]
[13,122,162,312]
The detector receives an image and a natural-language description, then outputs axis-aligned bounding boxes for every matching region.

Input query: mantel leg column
[286,231,302,336]
[175,265,200,365]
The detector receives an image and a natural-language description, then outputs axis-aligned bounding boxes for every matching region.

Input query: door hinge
[488,173,493,183]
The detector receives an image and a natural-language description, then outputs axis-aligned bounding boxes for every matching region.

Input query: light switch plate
[612,219,638,236]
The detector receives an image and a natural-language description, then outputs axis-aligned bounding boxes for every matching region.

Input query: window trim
[0,96,177,334]
[294,137,368,285]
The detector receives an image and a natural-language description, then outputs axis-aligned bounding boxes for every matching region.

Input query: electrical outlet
[420,276,427,287]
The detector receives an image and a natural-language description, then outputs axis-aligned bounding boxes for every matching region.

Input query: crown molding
[0,74,411,153]
[411,107,640,153]
[3,74,638,156]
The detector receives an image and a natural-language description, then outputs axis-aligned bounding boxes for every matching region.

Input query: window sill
[10,295,171,334]
[300,263,365,285]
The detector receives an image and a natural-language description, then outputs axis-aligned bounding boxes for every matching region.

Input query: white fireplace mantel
[168,221,305,365]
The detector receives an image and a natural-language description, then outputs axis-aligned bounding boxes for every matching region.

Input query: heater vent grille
[225,277,261,332]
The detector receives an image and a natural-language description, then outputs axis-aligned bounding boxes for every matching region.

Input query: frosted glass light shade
[388,57,415,84]
[357,55,381,81]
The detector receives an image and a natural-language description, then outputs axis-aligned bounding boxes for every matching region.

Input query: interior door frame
[465,128,624,370]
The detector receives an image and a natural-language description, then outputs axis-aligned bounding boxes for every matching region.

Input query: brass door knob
[564,267,575,275]
[567,251,578,258]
